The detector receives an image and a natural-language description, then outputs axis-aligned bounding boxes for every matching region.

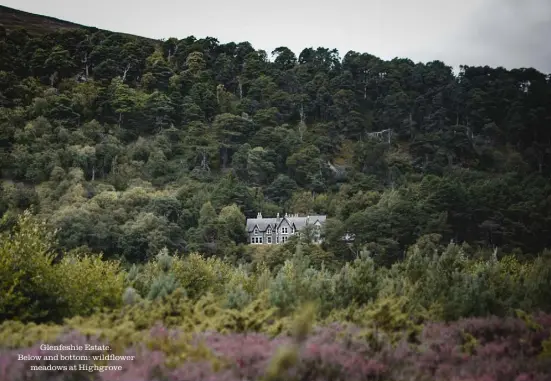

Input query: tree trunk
[220,147,228,169]
[122,64,131,83]
[111,155,118,174]
[83,52,89,79]
[200,150,210,171]
[237,78,243,99]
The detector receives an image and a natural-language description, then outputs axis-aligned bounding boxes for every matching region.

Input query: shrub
[122,287,141,306]
[332,253,379,308]
[0,210,60,322]
[55,250,125,317]
[147,273,179,300]
[171,253,232,299]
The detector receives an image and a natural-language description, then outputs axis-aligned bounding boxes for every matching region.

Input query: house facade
[246,212,326,245]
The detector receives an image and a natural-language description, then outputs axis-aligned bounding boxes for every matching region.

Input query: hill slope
[0,5,157,42]
[0,6,550,264]
[0,5,83,35]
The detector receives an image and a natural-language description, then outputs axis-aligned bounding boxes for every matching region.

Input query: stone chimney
[257,212,262,219]
[276,212,280,219]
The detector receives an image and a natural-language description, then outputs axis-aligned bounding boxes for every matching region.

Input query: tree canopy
[0,23,550,263]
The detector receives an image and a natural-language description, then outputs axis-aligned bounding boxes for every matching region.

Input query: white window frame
[267,236,272,244]
[254,227,259,235]
[281,227,288,234]
[266,226,272,234]
[259,237,263,244]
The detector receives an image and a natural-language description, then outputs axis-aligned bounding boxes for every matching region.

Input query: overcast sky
[3,0,551,73]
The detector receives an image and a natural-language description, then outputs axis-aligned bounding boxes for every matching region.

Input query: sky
[3,0,551,73]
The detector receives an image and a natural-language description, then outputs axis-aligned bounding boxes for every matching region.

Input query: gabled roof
[247,218,278,232]
[246,214,327,232]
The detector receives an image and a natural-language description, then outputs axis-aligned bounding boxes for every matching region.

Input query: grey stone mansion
[246,212,327,245]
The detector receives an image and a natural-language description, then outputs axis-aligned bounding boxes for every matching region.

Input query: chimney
[277,212,280,219]
[257,212,262,219]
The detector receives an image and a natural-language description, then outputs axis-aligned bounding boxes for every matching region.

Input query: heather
[1,311,551,380]
[2,212,551,380]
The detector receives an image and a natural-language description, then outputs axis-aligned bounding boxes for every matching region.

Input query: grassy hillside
[0,5,83,35]
[0,5,157,42]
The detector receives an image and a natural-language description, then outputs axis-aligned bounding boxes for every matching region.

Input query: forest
[1,7,551,380]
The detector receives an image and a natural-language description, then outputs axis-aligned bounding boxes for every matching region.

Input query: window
[281,236,287,243]
[276,237,279,244]
[290,226,295,234]
[267,226,272,234]
[314,225,321,241]
[267,236,272,244]
[281,227,288,234]
[254,227,259,235]
[259,237,263,244]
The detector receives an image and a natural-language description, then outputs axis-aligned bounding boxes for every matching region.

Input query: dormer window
[267,227,272,234]
[254,227,259,235]
[291,226,295,234]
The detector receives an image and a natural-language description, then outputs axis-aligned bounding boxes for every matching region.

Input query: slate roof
[246,214,327,233]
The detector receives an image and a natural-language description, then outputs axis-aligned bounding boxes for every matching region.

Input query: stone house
[246,212,327,245]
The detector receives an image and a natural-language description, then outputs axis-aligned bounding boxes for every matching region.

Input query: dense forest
[1,15,551,264]
[1,7,551,380]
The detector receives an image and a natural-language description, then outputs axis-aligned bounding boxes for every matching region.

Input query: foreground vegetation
[1,212,551,380]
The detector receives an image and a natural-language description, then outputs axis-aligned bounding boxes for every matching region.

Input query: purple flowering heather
[1,314,550,381]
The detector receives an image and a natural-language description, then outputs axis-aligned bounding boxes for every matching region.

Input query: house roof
[246,214,327,232]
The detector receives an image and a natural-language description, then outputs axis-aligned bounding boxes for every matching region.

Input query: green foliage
[0,210,59,322]
[122,287,141,305]
[224,284,252,310]
[290,303,316,342]
[326,296,426,347]
[461,332,479,355]
[0,210,124,322]
[147,273,179,300]
[264,345,299,381]
[54,250,124,316]
[333,252,380,308]
[171,253,232,300]
[0,320,63,349]
[0,19,550,265]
